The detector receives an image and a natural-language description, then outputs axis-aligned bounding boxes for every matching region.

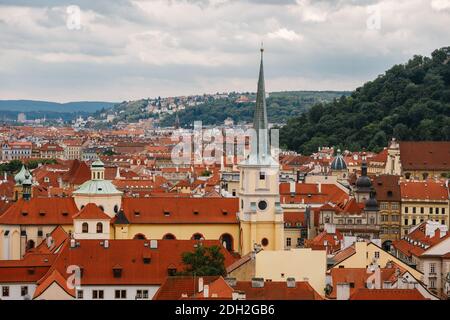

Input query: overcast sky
[0,0,449,102]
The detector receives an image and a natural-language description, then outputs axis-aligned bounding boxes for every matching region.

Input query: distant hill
[159,91,350,127]
[280,47,450,155]
[0,100,116,113]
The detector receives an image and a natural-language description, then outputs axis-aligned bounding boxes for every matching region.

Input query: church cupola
[91,160,105,180]
[13,165,33,201]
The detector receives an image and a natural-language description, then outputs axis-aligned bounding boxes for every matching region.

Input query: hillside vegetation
[280,47,450,155]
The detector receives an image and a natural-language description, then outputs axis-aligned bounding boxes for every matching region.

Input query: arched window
[220,233,233,251]
[191,233,204,241]
[114,205,119,213]
[133,233,146,240]
[96,222,103,233]
[163,233,176,240]
[82,222,89,233]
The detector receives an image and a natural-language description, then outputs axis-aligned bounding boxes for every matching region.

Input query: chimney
[104,240,109,248]
[251,278,264,288]
[232,291,246,300]
[287,277,296,288]
[70,238,76,248]
[336,283,350,300]
[203,284,209,298]
[225,277,237,287]
[317,182,322,193]
[198,277,204,293]
[289,181,295,193]
[46,235,53,248]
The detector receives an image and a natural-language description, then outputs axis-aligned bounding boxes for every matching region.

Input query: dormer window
[21,212,28,217]
[39,211,46,217]
[113,266,123,278]
[193,211,199,215]
[134,211,140,216]
[62,212,68,216]
[222,210,228,216]
[164,211,170,217]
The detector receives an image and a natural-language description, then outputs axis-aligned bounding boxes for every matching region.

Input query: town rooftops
[400,180,448,201]
[350,288,427,300]
[399,141,450,171]
[0,197,78,225]
[120,197,239,224]
[72,203,111,220]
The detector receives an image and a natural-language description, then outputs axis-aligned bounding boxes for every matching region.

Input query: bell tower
[237,47,284,255]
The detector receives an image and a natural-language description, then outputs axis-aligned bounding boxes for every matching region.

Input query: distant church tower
[237,47,284,255]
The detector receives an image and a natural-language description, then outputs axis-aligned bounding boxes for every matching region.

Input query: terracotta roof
[0,197,78,225]
[121,197,239,224]
[279,183,349,205]
[400,180,448,201]
[153,276,227,300]
[399,141,450,171]
[72,203,111,220]
[33,269,75,299]
[61,160,91,186]
[305,229,343,254]
[44,239,238,286]
[232,281,323,300]
[372,175,401,201]
[350,288,427,300]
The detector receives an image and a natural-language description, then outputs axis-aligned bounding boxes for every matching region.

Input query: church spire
[253,45,269,159]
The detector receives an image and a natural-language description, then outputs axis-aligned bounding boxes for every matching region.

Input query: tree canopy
[280,47,450,155]
[178,244,226,277]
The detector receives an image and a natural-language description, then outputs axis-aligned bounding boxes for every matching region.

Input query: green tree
[178,245,226,277]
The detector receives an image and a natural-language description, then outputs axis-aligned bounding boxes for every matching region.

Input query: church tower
[237,47,284,255]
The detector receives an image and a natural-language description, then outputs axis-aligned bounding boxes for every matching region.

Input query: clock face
[258,200,268,211]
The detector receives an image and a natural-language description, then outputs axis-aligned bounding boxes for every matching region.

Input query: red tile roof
[399,141,450,171]
[72,203,111,220]
[121,197,239,224]
[350,288,427,300]
[400,180,448,201]
[44,239,238,286]
[33,269,75,299]
[233,281,323,300]
[61,160,91,186]
[0,197,78,225]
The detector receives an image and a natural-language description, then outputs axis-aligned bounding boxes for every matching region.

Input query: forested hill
[280,47,450,155]
[159,91,349,127]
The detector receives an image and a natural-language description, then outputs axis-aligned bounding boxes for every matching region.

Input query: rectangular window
[430,263,436,274]
[412,219,416,226]
[143,290,149,299]
[259,172,266,180]
[412,207,416,214]
[435,208,439,214]
[430,279,436,289]
[77,290,83,299]
[429,207,433,214]
[375,252,380,259]
[136,290,142,299]
[286,238,291,247]
[420,207,424,214]
[405,207,409,214]
[442,208,446,215]
[404,219,408,226]
[115,290,126,299]
[2,286,9,297]
[93,290,104,299]
[21,286,28,296]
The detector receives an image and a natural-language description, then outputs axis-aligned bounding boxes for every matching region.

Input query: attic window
[62,212,68,216]
[21,212,28,216]
[193,211,199,215]
[387,191,393,197]
[167,267,177,276]
[27,268,35,275]
[164,211,170,216]
[39,211,46,217]
[222,210,228,216]
[113,266,123,278]
[134,211,140,216]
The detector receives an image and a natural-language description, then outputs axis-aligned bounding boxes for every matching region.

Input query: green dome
[14,165,29,185]
[73,179,122,195]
